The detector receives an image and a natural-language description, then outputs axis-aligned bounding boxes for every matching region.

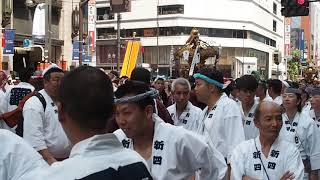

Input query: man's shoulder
[23,90,47,110]
[166,104,175,112]
[44,149,151,180]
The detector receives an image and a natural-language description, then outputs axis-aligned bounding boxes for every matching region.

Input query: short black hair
[197,68,224,91]
[43,68,64,81]
[236,75,258,92]
[19,68,34,82]
[130,67,151,84]
[115,81,154,110]
[58,66,114,130]
[268,79,282,95]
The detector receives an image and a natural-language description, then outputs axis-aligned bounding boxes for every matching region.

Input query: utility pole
[156,0,160,75]
[79,0,89,66]
[45,0,52,62]
[242,25,245,76]
[117,13,121,72]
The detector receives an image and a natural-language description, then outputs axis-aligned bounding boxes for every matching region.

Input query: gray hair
[171,78,191,92]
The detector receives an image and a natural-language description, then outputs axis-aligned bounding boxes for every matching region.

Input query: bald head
[254,101,282,121]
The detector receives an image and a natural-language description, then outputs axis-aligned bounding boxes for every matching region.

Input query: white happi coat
[197,93,245,163]
[273,96,283,105]
[0,129,48,180]
[307,109,320,128]
[33,134,152,180]
[230,136,304,180]
[23,89,71,159]
[114,114,227,180]
[167,101,202,133]
[280,112,320,171]
[239,100,259,140]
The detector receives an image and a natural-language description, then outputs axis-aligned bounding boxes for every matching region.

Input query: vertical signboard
[72,41,80,60]
[88,0,96,53]
[3,29,15,55]
[284,18,291,57]
[300,29,305,62]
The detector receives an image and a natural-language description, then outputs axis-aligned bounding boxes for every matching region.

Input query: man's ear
[145,105,154,119]
[57,102,65,123]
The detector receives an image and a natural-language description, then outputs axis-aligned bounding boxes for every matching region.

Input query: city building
[290,2,320,66]
[0,0,74,74]
[96,0,285,79]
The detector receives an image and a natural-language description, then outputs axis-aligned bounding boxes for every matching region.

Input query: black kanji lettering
[270,150,279,158]
[253,151,261,159]
[254,164,261,171]
[122,139,130,148]
[154,141,164,150]
[268,162,276,170]
[153,156,162,165]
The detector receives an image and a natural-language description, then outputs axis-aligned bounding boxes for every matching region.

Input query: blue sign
[3,29,15,55]
[23,39,30,48]
[299,29,305,62]
[72,41,80,60]
[83,55,92,63]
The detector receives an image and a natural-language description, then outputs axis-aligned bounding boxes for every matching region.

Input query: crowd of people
[0,65,320,180]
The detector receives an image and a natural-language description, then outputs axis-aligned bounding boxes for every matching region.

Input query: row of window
[97,4,184,19]
[97,27,276,47]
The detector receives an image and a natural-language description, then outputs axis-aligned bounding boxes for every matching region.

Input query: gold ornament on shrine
[173,28,221,77]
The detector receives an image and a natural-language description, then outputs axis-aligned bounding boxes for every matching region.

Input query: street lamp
[242,25,245,76]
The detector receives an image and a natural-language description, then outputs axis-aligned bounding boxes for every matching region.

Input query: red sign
[1,31,5,48]
[89,31,95,52]
[285,44,291,57]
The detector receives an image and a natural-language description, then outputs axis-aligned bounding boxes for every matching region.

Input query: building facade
[0,0,74,74]
[96,0,285,79]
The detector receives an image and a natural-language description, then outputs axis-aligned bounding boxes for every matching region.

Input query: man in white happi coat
[193,68,245,178]
[255,81,273,102]
[23,64,71,164]
[113,80,227,180]
[281,88,320,180]
[308,87,320,128]
[268,79,283,105]
[167,78,202,133]
[0,129,48,180]
[230,101,304,180]
[236,75,260,140]
[0,69,34,132]
[33,66,153,180]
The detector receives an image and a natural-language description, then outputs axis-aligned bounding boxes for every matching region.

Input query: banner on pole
[3,29,15,55]
[72,41,80,60]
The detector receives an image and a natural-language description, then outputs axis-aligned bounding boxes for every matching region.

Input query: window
[273,20,277,32]
[273,2,277,15]
[158,5,184,15]
[97,7,114,20]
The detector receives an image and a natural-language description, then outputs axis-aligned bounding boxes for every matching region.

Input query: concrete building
[290,2,320,66]
[96,0,285,79]
[0,0,74,74]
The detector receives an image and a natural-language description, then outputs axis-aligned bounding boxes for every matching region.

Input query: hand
[280,171,295,180]
[242,175,257,180]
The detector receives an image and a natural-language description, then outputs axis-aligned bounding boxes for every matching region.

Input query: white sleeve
[177,130,227,180]
[224,103,245,163]
[230,143,246,180]
[285,145,304,180]
[308,121,320,170]
[0,130,48,180]
[23,98,47,151]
